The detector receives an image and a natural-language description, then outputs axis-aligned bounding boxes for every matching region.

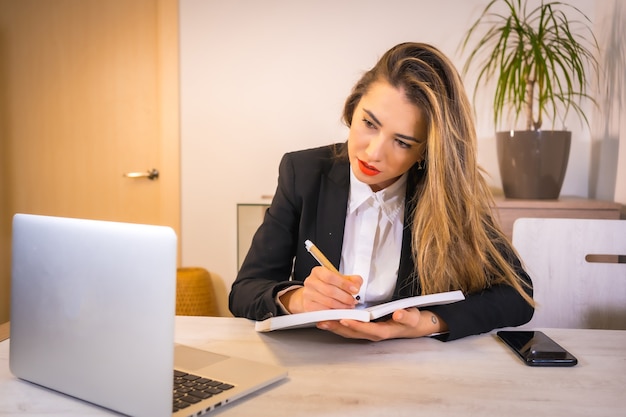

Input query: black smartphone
[496,330,578,367]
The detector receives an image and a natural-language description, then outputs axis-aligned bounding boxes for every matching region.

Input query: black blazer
[229,143,533,340]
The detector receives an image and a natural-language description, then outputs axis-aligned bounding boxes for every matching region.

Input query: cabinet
[492,197,623,240]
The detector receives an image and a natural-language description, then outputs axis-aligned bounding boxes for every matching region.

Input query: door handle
[123,168,159,180]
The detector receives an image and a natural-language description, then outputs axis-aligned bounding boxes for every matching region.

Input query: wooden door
[0,0,180,323]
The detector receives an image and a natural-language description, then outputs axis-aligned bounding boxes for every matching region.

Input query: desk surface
[1,316,625,416]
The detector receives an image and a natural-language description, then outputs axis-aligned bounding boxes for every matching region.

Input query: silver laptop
[10,213,287,417]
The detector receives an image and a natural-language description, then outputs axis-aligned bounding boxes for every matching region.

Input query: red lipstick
[358,159,380,176]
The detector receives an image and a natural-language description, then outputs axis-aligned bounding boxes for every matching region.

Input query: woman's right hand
[280,266,362,314]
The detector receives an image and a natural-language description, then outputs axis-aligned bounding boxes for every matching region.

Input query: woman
[229,42,534,341]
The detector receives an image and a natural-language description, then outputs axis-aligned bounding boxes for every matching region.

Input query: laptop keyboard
[173,370,235,413]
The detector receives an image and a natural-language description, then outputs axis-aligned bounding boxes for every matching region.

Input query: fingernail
[350,286,359,293]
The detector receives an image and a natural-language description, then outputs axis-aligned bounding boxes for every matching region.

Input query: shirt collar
[348,167,407,223]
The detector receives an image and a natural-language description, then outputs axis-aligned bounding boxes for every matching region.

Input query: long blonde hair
[342,42,533,305]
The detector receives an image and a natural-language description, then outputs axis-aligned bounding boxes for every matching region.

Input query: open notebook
[9,213,287,417]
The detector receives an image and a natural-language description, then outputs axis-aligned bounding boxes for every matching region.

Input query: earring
[417,159,426,170]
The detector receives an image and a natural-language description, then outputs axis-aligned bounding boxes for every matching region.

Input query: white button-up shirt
[340,169,407,307]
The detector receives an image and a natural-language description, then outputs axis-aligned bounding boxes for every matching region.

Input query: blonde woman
[229,42,534,341]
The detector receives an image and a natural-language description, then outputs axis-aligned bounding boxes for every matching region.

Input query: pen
[304,239,340,274]
[304,239,360,301]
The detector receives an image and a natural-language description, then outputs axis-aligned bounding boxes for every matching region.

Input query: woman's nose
[365,134,385,160]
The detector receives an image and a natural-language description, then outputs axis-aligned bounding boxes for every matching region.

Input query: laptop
[9,213,287,417]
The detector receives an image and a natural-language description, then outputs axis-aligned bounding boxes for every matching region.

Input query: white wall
[592,0,626,204]
[179,0,623,315]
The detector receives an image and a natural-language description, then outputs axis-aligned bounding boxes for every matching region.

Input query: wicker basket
[176,267,218,316]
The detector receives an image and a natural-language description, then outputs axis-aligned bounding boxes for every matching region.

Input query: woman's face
[347,81,427,192]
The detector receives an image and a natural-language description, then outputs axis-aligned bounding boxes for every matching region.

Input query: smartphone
[496,330,578,367]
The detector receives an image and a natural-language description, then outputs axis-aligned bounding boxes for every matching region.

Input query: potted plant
[459,0,599,199]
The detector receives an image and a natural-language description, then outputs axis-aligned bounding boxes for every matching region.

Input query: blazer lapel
[316,156,349,270]
[395,210,417,297]
[395,168,423,298]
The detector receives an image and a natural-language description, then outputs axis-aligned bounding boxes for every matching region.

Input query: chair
[0,321,9,342]
[512,217,626,329]
[176,267,219,316]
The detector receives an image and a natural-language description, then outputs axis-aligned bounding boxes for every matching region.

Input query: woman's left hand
[316,308,446,341]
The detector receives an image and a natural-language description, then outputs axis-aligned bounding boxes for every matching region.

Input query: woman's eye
[395,138,412,149]
[362,118,375,129]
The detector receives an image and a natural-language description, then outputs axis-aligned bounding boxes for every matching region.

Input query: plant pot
[496,130,571,199]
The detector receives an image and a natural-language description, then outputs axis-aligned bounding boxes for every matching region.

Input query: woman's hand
[280,266,362,314]
[316,308,448,341]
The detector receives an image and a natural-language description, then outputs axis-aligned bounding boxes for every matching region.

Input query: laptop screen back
[10,213,177,417]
